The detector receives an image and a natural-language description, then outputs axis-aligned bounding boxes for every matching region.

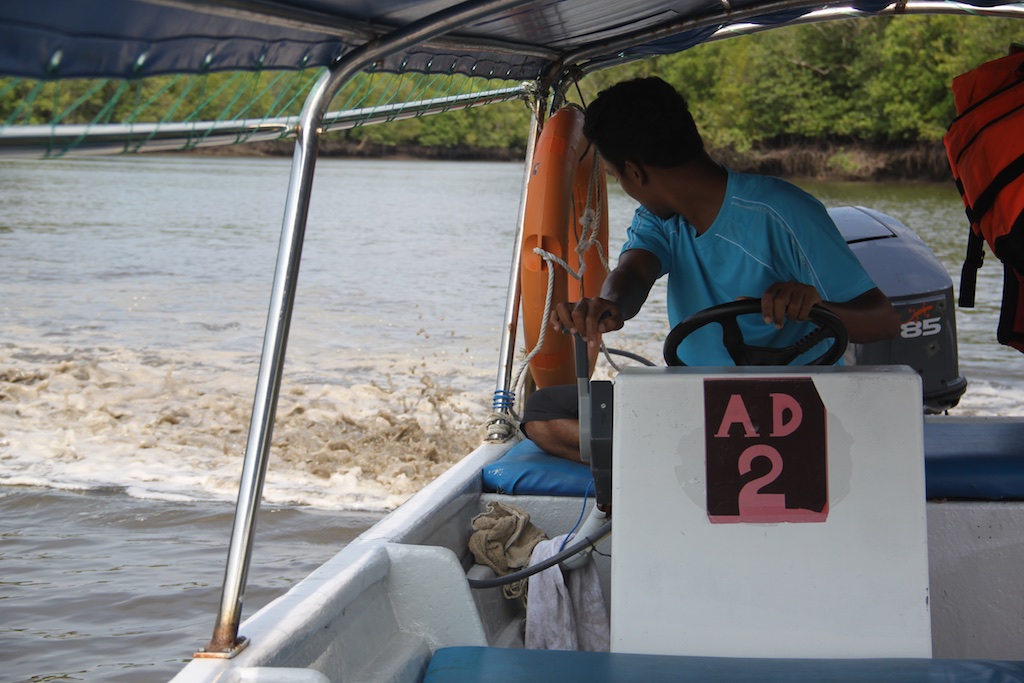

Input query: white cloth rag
[525,534,610,652]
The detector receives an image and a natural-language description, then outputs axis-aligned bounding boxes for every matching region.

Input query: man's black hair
[583,77,705,171]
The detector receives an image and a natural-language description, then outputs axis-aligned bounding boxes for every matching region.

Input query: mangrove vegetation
[1,14,1020,178]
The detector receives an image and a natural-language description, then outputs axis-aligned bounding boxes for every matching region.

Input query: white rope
[511,153,611,413]
[574,153,611,282]
[601,344,622,373]
[487,148,612,442]
[486,411,524,441]
[509,246,562,398]
[487,245,569,442]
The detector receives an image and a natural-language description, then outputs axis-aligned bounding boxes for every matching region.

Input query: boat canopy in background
[2,0,1023,158]
[2,0,1020,82]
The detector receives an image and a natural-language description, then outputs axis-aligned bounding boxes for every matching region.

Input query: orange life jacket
[944,48,1024,352]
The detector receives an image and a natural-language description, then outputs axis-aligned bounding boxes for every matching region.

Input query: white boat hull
[172,417,1024,682]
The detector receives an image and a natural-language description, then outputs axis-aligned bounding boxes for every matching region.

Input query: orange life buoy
[521,105,609,388]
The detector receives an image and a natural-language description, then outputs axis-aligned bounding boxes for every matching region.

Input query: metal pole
[0,85,528,159]
[197,63,328,658]
[197,0,541,657]
[488,88,546,440]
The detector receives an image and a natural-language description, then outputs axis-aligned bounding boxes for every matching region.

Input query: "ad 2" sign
[704,378,828,524]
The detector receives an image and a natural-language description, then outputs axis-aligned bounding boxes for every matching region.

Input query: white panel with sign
[610,365,930,658]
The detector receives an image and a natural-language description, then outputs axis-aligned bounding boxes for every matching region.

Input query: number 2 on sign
[704,377,828,523]
[737,445,787,516]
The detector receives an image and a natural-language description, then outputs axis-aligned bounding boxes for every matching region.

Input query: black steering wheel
[663,299,848,367]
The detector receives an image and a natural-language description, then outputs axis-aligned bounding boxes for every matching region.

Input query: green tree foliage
[0,67,529,152]
[0,70,322,126]
[341,99,529,150]
[575,15,1019,148]
[1,15,1020,154]
[569,18,1018,180]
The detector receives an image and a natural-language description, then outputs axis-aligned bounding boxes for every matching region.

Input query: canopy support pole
[196,0,538,658]
[488,86,548,440]
[489,76,587,440]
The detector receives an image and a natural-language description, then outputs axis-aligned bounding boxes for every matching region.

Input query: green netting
[0,68,527,158]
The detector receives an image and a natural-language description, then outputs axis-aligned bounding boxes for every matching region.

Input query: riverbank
[191,138,954,183]
[713,142,953,183]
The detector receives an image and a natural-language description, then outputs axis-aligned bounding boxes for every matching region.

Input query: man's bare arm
[550,249,662,345]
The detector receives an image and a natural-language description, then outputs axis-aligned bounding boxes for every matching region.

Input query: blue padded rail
[924,419,1024,500]
[424,647,1024,683]
[484,420,1024,501]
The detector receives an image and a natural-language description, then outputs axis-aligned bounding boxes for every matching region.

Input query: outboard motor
[830,206,967,413]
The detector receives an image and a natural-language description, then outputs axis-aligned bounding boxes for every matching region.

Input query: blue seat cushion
[483,422,1024,501]
[424,647,1024,683]
[484,422,1024,501]
[481,439,592,497]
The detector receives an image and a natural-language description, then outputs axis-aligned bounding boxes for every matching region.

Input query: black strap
[959,225,985,308]
[953,94,1024,167]
[996,262,1024,353]
[993,209,1024,271]
[967,151,1024,224]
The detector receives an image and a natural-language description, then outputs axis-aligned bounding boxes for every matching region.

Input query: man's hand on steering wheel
[760,281,823,329]
[550,298,622,347]
[664,295,849,367]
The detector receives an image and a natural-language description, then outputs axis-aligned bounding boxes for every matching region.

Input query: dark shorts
[520,384,579,428]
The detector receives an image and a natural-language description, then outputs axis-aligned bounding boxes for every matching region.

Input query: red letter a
[714,394,758,438]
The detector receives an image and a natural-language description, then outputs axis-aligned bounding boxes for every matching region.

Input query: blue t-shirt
[621,170,876,365]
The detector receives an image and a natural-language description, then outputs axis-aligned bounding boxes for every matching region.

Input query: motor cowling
[831,206,968,413]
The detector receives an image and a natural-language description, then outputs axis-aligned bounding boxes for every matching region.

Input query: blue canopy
[2,0,1019,81]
